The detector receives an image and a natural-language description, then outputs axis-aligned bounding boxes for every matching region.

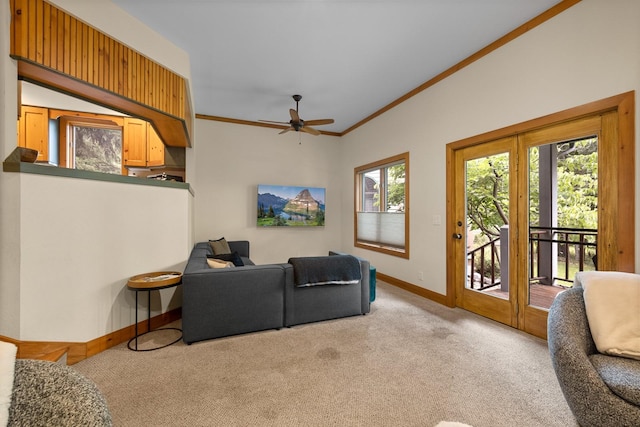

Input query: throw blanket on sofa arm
[288,255,362,287]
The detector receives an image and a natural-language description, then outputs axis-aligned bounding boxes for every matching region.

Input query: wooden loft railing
[9,0,192,148]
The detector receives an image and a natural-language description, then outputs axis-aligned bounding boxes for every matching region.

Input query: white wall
[192,120,343,264]
[0,0,23,338]
[19,176,190,342]
[21,82,126,117]
[340,0,640,295]
[0,0,194,341]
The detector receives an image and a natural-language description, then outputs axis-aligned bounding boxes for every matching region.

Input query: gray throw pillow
[209,237,231,255]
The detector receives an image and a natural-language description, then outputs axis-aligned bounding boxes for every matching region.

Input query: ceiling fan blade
[301,126,321,136]
[279,127,294,135]
[289,108,300,122]
[303,119,334,126]
[259,119,290,125]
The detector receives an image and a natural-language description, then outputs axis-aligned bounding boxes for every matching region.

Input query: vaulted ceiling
[111,0,566,134]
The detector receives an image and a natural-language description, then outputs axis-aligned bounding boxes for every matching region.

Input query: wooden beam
[18,60,191,147]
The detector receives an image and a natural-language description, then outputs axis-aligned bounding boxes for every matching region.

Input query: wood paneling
[10,0,192,147]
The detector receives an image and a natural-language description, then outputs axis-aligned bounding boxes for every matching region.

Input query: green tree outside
[467,137,597,242]
[387,164,405,209]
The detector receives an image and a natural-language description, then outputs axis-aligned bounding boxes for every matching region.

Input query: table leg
[147,290,151,333]
[134,290,139,350]
[127,282,182,351]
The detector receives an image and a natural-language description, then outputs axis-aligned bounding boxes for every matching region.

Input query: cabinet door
[146,124,165,167]
[123,118,147,167]
[18,106,49,162]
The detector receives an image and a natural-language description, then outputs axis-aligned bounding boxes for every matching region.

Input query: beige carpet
[74,282,578,426]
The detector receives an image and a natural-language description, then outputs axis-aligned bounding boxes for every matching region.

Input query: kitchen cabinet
[18,105,49,162]
[124,118,165,167]
[146,124,165,167]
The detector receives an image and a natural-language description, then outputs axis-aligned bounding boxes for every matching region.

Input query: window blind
[356,212,405,248]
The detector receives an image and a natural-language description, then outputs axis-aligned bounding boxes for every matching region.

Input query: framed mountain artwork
[257,184,325,227]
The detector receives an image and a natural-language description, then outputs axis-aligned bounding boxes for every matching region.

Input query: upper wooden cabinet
[124,118,165,168]
[18,106,48,162]
[124,118,147,167]
[147,125,165,167]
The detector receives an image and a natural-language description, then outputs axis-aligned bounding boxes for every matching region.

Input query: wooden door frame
[445,91,635,310]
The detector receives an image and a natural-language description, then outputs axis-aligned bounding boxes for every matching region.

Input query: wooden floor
[481,283,568,310]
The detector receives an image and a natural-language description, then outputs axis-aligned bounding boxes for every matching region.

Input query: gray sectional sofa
[182,241,370,344]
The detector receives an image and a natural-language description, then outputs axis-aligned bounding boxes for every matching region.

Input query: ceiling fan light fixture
[259,94,334,136]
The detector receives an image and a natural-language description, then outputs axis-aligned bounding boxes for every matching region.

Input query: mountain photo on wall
[257,184,325,227]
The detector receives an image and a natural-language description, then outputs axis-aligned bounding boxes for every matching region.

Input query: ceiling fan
[259,95,334,135]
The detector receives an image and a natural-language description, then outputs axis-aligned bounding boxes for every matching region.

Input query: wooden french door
[448,95,634,339]
[452,137,518,328]
[517,115,603,337]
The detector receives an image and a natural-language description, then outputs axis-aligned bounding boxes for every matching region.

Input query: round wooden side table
[126,271,183,351]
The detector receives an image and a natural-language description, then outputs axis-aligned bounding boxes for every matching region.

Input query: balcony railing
[467,226,597,290]
[529,226,597,285]
[468,238,500,290]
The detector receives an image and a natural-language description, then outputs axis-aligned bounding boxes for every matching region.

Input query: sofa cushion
[209,251,244,267]
[579,271,640,360]
[209,237,231,255]
[589,353,640,406]
[206,258,233,269]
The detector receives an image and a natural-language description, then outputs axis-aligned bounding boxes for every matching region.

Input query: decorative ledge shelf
[3,161,193,196]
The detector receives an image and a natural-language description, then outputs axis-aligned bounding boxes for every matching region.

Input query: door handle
[453,233,462,240]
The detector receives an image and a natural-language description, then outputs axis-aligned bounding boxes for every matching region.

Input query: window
[58,116,124,175]
[355,152,409,258]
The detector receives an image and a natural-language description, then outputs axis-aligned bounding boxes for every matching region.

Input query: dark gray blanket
[288,255,361,287]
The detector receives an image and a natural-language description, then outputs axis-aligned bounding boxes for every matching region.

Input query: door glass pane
[465,152,509,299]
[528,137,598,309]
